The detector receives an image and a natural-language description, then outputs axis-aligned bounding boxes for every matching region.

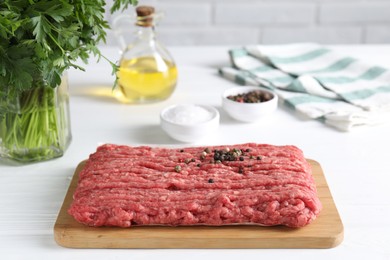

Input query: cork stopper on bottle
[136,6,155,27]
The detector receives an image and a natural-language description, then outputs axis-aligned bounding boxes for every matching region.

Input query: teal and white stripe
[219,43,390,131]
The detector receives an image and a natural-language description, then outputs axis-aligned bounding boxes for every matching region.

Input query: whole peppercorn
[184,158,191,164]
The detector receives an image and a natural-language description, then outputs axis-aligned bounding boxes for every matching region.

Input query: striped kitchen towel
[219,43,390,131]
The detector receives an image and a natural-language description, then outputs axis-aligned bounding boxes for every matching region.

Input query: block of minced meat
[68,143,322,228]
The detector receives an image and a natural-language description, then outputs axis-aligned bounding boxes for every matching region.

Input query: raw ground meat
[68,143,322,228]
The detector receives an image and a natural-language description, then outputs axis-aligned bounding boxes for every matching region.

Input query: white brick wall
[215,3,316,25]
[105,0,390,46]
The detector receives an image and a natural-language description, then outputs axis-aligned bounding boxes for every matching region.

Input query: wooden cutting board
[54,159,343,249]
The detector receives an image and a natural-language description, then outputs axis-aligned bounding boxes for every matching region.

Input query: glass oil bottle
[115,6,177,104]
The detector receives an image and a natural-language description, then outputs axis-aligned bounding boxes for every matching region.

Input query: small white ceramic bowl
[222,86,278,123]
[160,104,220,143]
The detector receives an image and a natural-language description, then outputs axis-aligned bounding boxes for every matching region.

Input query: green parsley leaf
[0,0,137,101]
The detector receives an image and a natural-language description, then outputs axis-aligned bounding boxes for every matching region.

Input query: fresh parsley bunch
[0,0,138,99]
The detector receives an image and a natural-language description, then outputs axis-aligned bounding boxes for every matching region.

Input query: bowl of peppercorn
[222,86,278,122]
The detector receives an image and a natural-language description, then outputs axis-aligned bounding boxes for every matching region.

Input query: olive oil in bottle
[117,57,177,102]
[115,6,177,104]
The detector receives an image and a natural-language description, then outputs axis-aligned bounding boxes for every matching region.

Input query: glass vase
[0,75,72,162]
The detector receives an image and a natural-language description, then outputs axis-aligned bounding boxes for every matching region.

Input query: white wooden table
[1,45,389,259]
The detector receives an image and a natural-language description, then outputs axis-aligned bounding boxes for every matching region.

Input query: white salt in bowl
[222,86,278,123]
[160,104,220,143]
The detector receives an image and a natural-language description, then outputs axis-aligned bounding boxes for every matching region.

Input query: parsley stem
[47,32,65,55]
[0,79,71,162]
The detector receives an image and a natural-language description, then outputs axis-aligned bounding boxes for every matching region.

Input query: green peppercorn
[174,165,181,173]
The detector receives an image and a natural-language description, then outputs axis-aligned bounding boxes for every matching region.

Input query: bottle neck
[136,25,156,42]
